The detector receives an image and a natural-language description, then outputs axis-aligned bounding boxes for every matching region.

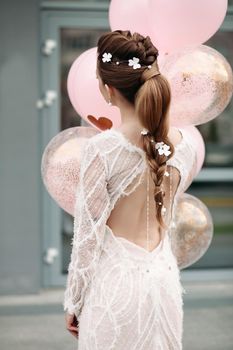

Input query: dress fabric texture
[63,127,197,350]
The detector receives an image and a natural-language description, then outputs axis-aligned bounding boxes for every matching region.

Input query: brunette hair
[97,30,174,229]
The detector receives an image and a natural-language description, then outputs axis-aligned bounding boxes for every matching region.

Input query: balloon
[67,48,93,105]
[67,47,121,129]
[160,45,233,126]
[183,126,205,177]
[175,125,205,191]
[148,0,228,53]
[41,126,100,215]
[166,125,205,193]
[170,193,214,269]
[109,0,151,38]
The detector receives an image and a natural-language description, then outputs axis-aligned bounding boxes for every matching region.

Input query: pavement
[0,275,233,350]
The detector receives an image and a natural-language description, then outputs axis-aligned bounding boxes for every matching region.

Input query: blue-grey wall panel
[0,0,41,294]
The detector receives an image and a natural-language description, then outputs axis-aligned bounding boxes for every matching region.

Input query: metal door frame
[39,3,109,287]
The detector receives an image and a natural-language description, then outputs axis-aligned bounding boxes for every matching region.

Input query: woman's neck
[117,101,144,133]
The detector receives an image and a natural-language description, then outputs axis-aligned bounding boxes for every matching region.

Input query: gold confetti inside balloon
[41,126,100,215]
[170,193,214,269]
[160,45,233,126]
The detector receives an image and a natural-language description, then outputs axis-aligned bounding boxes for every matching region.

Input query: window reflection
[60,28,107,130]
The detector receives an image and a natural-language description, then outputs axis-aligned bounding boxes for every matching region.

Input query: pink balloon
[160,45,233,126]
[179,125,205,184]
[67,48,92,104]
[148,0,228,53]
[67,47,121,129]
[183,126,206,177]
[41,126,100,216]
[109,0,151,38]
[173,125,205,192]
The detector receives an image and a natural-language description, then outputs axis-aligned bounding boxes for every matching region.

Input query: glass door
[60,28,107,277]
[40,4,109,287]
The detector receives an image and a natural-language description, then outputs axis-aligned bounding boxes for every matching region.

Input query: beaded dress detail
[63,127,197,350]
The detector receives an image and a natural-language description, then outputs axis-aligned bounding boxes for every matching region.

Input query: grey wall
[0,0,41,294]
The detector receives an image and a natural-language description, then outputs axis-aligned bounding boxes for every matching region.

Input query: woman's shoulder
[90,126,186,152]
[88,128,121,152]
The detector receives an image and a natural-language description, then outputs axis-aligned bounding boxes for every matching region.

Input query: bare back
[106,126,182,252]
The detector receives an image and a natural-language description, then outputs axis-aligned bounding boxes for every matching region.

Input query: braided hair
[97,30,175,228]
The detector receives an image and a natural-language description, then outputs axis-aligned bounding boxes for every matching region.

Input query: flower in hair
[102,52,112,62]
[128,57,141,69]
[155,142,171,156]
[140,128,149,135]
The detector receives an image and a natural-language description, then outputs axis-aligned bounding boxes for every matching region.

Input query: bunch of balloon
[65,0,232,134]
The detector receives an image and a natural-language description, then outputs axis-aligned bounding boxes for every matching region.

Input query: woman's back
[106,126,183,252]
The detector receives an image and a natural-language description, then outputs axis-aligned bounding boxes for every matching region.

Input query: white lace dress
[63,127,197,350]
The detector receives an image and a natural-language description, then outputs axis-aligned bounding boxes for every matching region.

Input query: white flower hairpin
[101,53,151,70]
[141,129,171,157]
[128,57,141,69]
[102,52,112,62]
[155,142,171,156]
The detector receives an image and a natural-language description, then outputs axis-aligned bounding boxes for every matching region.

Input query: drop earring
[104,84,112,106]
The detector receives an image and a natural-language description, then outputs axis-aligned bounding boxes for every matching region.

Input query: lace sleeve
[63,139,110,317]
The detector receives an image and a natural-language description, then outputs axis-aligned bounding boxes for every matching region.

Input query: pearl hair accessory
[101,52,153,70]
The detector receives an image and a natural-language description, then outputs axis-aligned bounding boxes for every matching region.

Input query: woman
[63,30,196,349]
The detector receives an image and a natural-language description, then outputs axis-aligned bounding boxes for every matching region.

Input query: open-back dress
[63,127,197,350]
